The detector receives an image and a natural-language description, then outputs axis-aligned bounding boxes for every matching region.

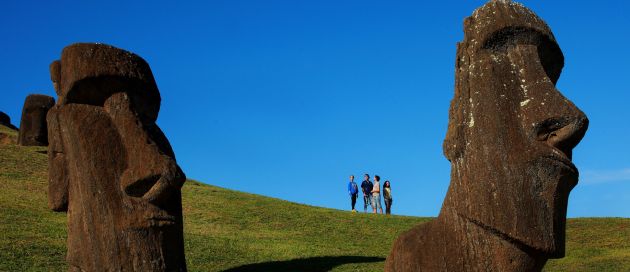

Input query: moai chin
[47,43,187,271]
[385,1,588,271]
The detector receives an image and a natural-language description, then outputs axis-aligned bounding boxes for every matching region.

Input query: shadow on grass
[222,255,385,272]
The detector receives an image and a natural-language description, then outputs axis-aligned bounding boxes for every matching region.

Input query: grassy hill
[1,124,629,271]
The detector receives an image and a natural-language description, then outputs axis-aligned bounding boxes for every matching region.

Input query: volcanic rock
[385,1,588,271]
[0,111,18,130]
[0,111,18,144]
[54,43,160,122]
[17,94,55,146]
[47,43,187,271]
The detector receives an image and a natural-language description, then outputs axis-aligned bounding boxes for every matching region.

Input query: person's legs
[385,198,391,214]
[351,194,357,211]
[363,195,370,212]
[389,198,393,214]
[371,194,377,213]
[377,195,383,214]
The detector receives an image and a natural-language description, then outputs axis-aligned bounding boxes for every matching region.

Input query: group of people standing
[347,174,393,214]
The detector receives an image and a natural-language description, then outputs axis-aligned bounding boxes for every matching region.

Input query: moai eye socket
[482,27,564,84]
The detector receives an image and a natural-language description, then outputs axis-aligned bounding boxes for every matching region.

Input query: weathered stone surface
[46,106,68,211]
[385,1,588,271]
[48,43,186,271]
[55,43,161,122]
[17,94,55,146]
[0,111,18,130]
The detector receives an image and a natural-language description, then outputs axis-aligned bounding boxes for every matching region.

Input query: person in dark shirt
[360,174,373,213]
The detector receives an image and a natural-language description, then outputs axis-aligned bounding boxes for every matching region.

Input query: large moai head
[47,43,187,271]
[17,94,55,146]
[442,0,588,257]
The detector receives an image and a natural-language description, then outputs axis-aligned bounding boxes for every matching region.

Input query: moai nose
[141,164,185,208]
[535,115,588,160]
[121,158,185,208]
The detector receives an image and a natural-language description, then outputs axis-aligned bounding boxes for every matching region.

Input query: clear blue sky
[1,1,628,217]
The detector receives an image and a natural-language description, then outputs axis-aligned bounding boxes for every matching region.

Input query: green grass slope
[1,124,629,271]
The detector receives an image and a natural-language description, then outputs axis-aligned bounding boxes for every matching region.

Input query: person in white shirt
[371,175,383,214]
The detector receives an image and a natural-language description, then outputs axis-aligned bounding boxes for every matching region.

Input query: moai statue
[385,1,588,271]
[47,43,187,271]
[0,111,18,130]
[0,111,18,144]
[17,94,55,146]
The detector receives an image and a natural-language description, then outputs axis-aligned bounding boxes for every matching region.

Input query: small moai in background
[17,94,54,146]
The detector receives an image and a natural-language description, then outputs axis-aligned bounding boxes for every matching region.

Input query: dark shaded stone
[17,94,55,146]
[0,111,18,130]
[385,1,588,271]
[46,106,68,212]
[47,43,186,271]
[55,43,161,122]
[0,111,8,125]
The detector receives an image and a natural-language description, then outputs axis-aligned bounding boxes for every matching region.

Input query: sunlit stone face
[386,2,589,271]
[442,2,589,257]
[48,43,187,271]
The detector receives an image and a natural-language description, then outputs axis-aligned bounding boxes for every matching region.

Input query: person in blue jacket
[347,175,359,212]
